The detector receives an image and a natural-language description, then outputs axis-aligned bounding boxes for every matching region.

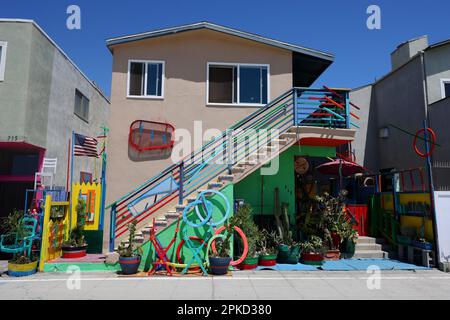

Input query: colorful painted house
[105,22,358,252]
[0,19,110,219]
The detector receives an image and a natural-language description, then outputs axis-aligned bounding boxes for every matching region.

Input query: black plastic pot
[209,256,232,275]
[340,239,356,258]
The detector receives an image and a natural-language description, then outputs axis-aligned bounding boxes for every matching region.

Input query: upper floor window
[441,79,450,99]
[74,89,89,122]
[207,63,269,106]
[0,41,7,81]
[127,60,164,99]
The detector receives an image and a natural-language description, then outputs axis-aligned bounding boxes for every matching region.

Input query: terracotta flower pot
[324,249,341,261]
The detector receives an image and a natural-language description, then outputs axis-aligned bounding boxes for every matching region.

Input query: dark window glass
[74,89,89,122]
[240,66,267,104]
[146,63,162,96]
[444,83,450,98]
[129,62,144,96]
[209,66,236,103]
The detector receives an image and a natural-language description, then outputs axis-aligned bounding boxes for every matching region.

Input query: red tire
[211,226,248,266]
[413,128,436,158]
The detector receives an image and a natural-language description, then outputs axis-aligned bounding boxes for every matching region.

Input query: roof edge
[106,21,334,62]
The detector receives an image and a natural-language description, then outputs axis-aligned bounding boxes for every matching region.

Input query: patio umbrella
[315,159,366,177]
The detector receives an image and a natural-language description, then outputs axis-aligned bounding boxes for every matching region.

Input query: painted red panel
[346,204,368,236]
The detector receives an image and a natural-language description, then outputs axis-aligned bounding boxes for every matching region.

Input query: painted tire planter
[324,250,341,261]
[412,240,433,250]
[301,253,324,265]
[238,257,259,270]
[209,257,232,275]
[62,244,87,258]
[8,260,38,277]
[258,254,277,267]
[277,245,300,264]
[119,255,141,275]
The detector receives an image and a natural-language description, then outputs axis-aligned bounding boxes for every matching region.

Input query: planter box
[8,260,38,277]
[258,254,277,267]
[62,244,87,259]
[412,241,433,251]
[238,257,258,270]
[301,252,324,265]
[119,255,141,275]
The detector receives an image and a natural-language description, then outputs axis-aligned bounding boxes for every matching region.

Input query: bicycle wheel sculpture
[180,190,233,275]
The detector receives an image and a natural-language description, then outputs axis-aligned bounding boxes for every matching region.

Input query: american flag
[74,133,99,158]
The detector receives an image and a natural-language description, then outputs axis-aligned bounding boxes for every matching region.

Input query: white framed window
[0,41,8,81]
[127,60,165,99]
[207,62,270,106]
[74,89,90,122]
[440,78,450,99]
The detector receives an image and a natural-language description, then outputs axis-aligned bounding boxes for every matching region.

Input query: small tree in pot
[233,205,261,270]
[339,221,358,258]
[62,199,87,258]
[256,230,278,267]
[118,221,143,275]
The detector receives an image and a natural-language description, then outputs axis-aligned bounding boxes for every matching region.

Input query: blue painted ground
[253,259,430,271]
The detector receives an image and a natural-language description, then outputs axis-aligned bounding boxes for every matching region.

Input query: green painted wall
[138,184,234,271]
[234,145,336,225]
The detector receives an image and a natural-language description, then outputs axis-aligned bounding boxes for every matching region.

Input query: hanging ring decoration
[210,226,248,266]
[413,128,436,158]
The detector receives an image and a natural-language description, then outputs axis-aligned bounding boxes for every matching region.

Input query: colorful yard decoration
[71,182,102,231]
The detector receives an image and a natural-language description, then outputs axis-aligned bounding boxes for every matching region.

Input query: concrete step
[355,243,382,251]
[269,138,288,146]
[353,250,388,259]
[208,182,223,189]
[231,166,245,174]
[239,160,257,166]
[165,211,179,219]
[218,175,234,182]
[280,132,297,140]
[357,236,377,244]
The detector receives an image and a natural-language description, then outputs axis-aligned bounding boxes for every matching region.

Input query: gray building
[351,35,450,191]
[0,19,110,217]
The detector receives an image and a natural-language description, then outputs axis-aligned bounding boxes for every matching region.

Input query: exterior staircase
[354,236,393,259]
[107,87,359,251]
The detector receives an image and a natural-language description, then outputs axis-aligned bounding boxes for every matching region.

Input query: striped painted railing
[108,87,358,250]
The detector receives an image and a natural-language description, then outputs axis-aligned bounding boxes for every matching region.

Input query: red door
[346,204,368,236]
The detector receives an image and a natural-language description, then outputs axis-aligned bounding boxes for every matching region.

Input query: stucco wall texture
[107,29,293,203]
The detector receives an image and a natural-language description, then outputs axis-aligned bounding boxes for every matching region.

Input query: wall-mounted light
[379,127,390,139]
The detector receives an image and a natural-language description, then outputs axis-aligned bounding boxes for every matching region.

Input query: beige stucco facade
[107,29,293,204]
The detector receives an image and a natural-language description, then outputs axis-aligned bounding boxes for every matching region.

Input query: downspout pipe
[420,51,441,267]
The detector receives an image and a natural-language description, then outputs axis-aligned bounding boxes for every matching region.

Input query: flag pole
[69,130,75,231]
[99,126,109,231]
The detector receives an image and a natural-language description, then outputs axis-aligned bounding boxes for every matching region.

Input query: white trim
[440,78,450,99]
[206,62,270,107]
[127,59,165,99]
[0,41,7,81]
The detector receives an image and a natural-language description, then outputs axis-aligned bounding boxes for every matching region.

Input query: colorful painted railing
[108,87,358,251]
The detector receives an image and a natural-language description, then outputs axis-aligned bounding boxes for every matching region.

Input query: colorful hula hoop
[413,128,436,158]
[210,226,248,266]
[195,190,230,227]
[176,236,205,270]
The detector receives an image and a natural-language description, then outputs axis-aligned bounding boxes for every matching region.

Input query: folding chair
[34,158,57,189]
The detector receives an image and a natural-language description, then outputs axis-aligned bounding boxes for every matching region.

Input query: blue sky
[2,0,449,97]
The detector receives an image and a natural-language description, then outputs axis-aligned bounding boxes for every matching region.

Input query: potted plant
[62,199,87,258]
[233,205,260,270]
[300,236,325,265]
[339,221,358,259]
[118,221,143,275]
[209,220,235,275]
[274,203,300,264]
[314,192,347,260]
[256,230,278,267]
[0,210,39,277]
